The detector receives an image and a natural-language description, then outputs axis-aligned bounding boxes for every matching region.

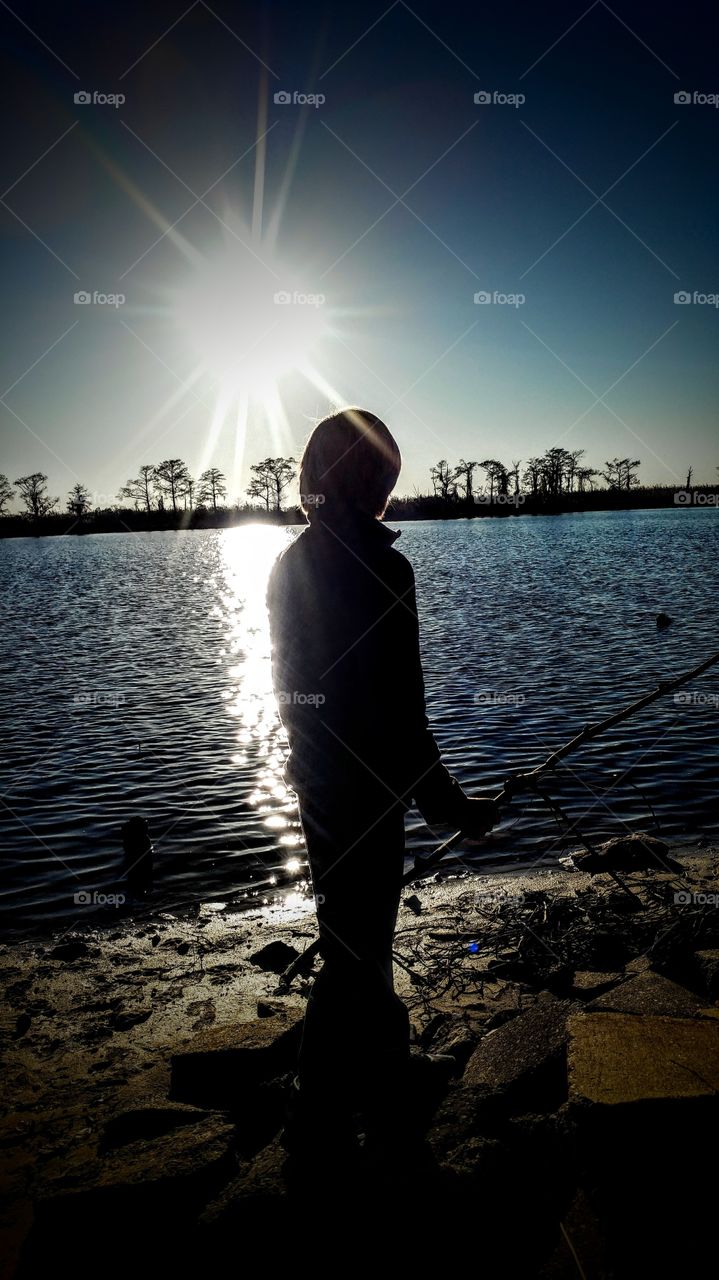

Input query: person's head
[299,407,401,521]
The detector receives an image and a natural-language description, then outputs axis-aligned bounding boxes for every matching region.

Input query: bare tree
[198,467,227,513]
[523,457,543,498]
[14,473,58,520]
[453,459,478,501]
[153,458,190,512]
[180,474,196,510]
[0,474,14,515]
[119,465,154,511]
[575,466,599,492]
[247,457,296,511]
[430,460,457,501]
[480,459,508,501]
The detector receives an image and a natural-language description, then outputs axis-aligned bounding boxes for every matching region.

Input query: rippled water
[1,509,717,936]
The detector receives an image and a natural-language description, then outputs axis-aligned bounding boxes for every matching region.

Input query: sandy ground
[1,839,718,1275]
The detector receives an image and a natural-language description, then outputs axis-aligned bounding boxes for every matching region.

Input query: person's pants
[295,790,411,1124]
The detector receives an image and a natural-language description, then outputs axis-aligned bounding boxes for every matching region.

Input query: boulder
[462,997,576,1111]
[568,1012,719,1105]
[572,833,679,873]
[170,1011,303,1109]
[571,971,623,999]
[586,971,701,1019]
[248,940,299,972]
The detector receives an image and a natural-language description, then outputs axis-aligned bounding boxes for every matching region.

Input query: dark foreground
[1,840,718,1277]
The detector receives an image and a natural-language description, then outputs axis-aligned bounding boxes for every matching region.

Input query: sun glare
[172,250,330,405]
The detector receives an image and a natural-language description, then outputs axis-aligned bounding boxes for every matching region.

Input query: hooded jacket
[266,508,467,824]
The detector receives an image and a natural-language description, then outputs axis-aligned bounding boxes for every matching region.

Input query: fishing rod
[278,649,719,989]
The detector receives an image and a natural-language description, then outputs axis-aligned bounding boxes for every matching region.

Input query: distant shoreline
[1,487,717,539]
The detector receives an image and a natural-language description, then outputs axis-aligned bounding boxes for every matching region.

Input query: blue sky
[1,0,717,506]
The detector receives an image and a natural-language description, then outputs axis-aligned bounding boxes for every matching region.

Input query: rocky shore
[2,839,719,1277]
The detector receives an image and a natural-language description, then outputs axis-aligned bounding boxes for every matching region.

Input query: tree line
[428,449,645,502]
[1,446,715,527]
[0,457,299,522]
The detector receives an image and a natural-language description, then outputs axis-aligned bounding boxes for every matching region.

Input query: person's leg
[292,794,410,1131]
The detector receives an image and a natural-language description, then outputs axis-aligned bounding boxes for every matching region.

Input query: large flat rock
[568,1012,719,1105]
[463,997,576,1106]
[170,1011,303,1107]
[586,971,701,1018]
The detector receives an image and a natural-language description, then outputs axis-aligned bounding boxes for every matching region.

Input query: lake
[1,508,717,937]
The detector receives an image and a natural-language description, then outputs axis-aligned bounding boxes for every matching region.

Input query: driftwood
[277,650,719,989]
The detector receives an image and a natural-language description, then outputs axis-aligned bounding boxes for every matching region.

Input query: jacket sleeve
[389,554,469,825]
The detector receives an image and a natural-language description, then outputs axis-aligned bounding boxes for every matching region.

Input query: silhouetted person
[267,408,497,1174]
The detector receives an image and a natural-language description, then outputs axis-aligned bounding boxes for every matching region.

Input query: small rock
[573,832,679,873]
[257,1001,279,1018]
[111,1010,153,1032]
[47,941,91,962]
[248,940,299,973]
[404,894,423,915]
[14,1013,32,1039]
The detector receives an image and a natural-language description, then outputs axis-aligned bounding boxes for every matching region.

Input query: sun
[171,248,330,405]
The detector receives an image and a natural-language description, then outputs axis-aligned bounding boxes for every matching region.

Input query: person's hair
[299,407,401,520]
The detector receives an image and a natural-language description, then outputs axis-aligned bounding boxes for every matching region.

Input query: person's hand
[455,795,500,840]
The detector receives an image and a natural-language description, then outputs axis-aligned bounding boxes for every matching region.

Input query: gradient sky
[1,0,717,508]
